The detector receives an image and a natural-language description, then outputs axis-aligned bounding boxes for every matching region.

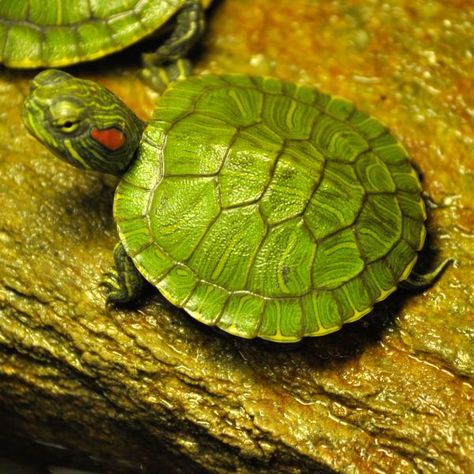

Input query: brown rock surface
[0,1,472,473]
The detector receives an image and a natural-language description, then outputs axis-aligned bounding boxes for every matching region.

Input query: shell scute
[248,219,315,297]
[196,85,263,126]
[386,240,417,280]
[188,205,266,290]
[309,291,341,331]
[150,176,220,261]
[219,136,274,207]
[305,161,365,241]
[355,194,402,262]
[312,228,366,289]
[163,115,235,176]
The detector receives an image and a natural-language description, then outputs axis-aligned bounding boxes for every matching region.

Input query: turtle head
[23,69,145,175]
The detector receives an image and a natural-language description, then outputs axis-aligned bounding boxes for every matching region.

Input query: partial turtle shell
[0,0,212,68]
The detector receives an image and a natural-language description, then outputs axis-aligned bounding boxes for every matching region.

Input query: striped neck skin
[23,70,145,176]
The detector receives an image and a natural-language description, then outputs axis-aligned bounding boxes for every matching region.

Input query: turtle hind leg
[101,242,146,305]
[400,258,454,291]
[141,0,205,92]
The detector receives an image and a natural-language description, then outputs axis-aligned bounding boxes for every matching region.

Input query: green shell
[0,0,211,68]
[114,75,426,342]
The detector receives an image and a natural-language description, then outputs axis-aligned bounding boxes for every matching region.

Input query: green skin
[23,70,451,340]
[0,0,205,91]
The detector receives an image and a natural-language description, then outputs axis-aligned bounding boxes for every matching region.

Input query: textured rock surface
[0,1,472,473]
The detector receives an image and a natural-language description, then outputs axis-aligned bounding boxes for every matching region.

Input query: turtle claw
[100,271,119,288]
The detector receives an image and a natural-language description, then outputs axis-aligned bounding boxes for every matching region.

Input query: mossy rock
[0,1,472,472]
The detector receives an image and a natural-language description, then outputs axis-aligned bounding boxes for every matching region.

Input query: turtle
[0,0,212,89]
[22,69,450,342]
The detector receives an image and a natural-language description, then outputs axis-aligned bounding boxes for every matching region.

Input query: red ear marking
[91,127,125,151]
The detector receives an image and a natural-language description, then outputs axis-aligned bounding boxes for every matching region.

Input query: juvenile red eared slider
[23,69,450,342]
[0,0,211,86]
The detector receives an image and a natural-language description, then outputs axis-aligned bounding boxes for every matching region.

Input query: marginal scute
[217,293,265,339]
[300,294,321,334]
[392,169,422,193]
[338,278,372,317]
[4,25,42,65]
[153,86,200,123]
[402,215,426,251]
[77,22,114,59]
[260,299,304,340]
[114,181,150,217]
[274,299,304,339]
[117,217,153,256]
[355,152,396,193]
[258,301,277,339]
[262,93,319,139]
[159,265,197,307]
[362,260,397,298]
[43,28,80,64]
[186,282,229,325]
[125,138,163,190]
[373,142,409,165]
[386,240,417,280]
[311,291,341,331]
[324,96,355,121]
[353,116,388,141]
[311,114,369,162]
[107,13,144,45]
[114,74,427,341]
[397,192,426,220]
[133,244,174,285]
[292,84,318,105]
[256,76,284,95]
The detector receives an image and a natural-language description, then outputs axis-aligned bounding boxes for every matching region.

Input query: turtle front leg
[141,0,205,92]
[102,243,146,305]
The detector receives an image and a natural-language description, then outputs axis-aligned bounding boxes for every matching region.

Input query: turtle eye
[55,118,80,133]
[50,99,83,134]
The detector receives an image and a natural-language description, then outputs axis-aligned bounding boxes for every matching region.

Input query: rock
[0,1,472,473]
